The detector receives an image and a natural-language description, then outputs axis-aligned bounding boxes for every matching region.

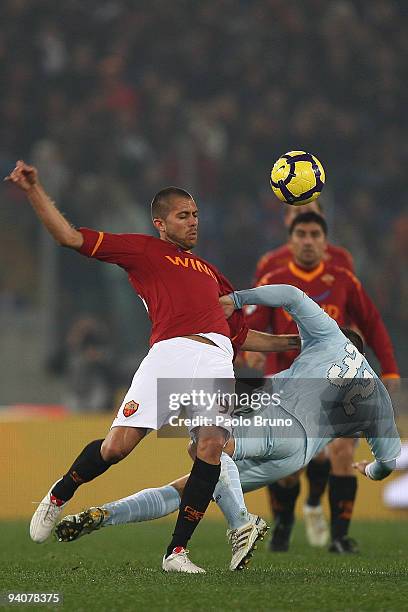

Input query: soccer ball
[270,151,325,206]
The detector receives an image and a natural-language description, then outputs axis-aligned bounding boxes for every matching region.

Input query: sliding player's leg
[57,447,268,571]
[56,475,188,542]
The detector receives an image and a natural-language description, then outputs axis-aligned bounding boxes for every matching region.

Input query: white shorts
[111,334,235,434]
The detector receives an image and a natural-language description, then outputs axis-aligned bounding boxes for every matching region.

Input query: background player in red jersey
[254,200,354,285]
[246,211,400,553]
[250,202,355,548]
[6,160,297,573]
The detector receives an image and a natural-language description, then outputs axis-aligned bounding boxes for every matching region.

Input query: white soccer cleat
[30,484,66,543]
[162,547,206,574]
[227,514,269,571]
[303,504,329,547]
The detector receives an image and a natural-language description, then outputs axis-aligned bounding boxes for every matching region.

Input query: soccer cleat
[303,504,329,547]
[162,547,206,574]
[269,518,294,552]
[227,514,269,571]
[30,484,66,543]
[329,536,360,554]
[55,507,106,542]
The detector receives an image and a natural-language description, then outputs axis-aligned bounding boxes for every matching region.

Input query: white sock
[213,452,249,530]
[102,485,180,526]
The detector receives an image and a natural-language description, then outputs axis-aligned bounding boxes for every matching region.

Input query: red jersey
[79,229,248,350]
[246,260,399,377]
[254,242,354,284]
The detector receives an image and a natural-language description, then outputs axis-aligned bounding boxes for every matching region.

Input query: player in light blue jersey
[56,285,401,569]
[227,285,401,485]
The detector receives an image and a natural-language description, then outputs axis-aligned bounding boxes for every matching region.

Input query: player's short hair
[288,212,328,235]
[151,187,193,220]
[340,328,364,353]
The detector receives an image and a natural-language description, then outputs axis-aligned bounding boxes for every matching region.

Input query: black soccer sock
[166,457,221,557]
[329,475,357,540]
[51,439,113,503]
[306,458,331,507]
[268,481,300,525]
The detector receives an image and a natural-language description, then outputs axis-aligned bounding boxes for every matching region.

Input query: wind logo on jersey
[123,400,139,417]
[164,255,218,281]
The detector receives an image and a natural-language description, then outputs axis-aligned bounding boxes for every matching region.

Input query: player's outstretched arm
[4,160,83,250]
[231,284,306,311]
[226,284,339,341]
[242,330,300,353]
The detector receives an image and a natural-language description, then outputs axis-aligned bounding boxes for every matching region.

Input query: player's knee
[329,440,355,474]
[100,441,128,463]
[100,434,138,463]
[330,439,354,465]
[100,426,145,463]
[196,436,224,463]
[187,441,197,460]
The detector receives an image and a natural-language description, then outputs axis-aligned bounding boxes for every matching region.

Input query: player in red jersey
[254,200,354,285]
[6,160,297,573]
[246,211,400,553]
[250,202,355,544]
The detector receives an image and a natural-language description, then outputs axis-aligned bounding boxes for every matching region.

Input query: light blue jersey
[231,285,401,491]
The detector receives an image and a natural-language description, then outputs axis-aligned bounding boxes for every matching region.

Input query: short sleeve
[78,228,148,267]
[229,310,249,354]
[215,269,249,353]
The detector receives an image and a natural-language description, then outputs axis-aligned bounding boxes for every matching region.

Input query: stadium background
[0,0,407,520]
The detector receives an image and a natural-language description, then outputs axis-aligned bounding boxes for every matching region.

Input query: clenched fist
[4,160,38,192]
[219,295,234,319]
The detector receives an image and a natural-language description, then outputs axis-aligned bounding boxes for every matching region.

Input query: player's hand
[382,376,401,394]
[352,460,370,476]
[245,351,266,371]
[4,160,39,192]
[219,295,234,318]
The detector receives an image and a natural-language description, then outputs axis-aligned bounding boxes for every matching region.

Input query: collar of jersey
[288,260,324,282]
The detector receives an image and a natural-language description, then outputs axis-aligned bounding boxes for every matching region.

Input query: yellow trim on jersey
[91,231,104,257]
[288,260,324,282]
[381,373,400,379]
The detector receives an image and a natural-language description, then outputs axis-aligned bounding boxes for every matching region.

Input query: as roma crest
[123,400,139,417]
[321,273,335,286]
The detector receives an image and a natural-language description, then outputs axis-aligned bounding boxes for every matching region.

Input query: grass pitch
[0,520,407,612]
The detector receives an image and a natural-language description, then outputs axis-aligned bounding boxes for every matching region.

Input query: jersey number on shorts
[327,342,375,415]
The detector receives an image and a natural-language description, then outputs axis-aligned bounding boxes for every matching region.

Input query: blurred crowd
[0,0,407,385]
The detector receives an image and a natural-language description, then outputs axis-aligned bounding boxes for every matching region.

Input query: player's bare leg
[328,438,359,553]
[30,427,146,543]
